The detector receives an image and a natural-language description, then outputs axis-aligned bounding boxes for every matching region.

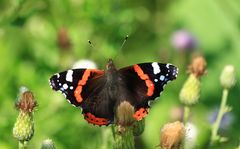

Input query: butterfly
[49,59,178,126]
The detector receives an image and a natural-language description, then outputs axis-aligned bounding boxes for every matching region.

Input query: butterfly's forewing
[119,62,178,120]
[50,69,88,106]
[49,69,113,126]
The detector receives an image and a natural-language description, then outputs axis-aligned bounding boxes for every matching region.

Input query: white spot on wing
[159,75,165,81]
[154,79,158,82]
[166,63,170,68]
[152,62,161,74]
[63,84,68,89]
[66,70,73,82]
[56,73,60,78]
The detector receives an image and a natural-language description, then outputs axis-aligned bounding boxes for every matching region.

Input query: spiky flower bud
[13,88,37,142]
[116,101,135,127]
[13,111,34,142]
[160,121,185,149]
[114,101,135,149]
[41,139,56,149]
[133,119,145,136]
[179,74,200,105]
[220,65,236,89]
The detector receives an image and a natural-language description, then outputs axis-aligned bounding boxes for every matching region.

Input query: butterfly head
[106,59,118,83]
[106,59,117,72]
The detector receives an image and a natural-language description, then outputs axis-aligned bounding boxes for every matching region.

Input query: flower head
[13,87,37,142]
[220,65,236,89]
[171,30,197,51]
[188,56,207,78]
[160,121,185,149]
[41,139,56,149]
[184,122,198,149]
[15,90,37,113]
[116,101,135,127]
[180,56,207,105]
[179,74,200,105]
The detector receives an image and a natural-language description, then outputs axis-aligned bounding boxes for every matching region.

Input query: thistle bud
[160,121,185,149]
[179,74,200,105]
[41,139,56,149]
[116,101,135,127]
[13,87,37,142]
[220,65,236,89]
[133,119,145,136]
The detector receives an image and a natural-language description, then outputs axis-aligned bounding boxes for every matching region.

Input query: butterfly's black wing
[49,69,114,126]
[119,62,178,120]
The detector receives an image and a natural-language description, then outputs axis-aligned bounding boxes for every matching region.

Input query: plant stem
[183,106,190,124]
[211,89,229,144]
[19,141,27,149]
[113,125,135,149]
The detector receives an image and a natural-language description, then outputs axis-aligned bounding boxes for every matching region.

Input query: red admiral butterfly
[49,59,178,126]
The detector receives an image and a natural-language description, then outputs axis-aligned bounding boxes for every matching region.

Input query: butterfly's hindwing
[80,76,115,125]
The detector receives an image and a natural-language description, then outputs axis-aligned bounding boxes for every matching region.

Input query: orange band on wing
[78,69,91,86]
[133,108,149,121]
[84,113,109,126]
[74,86,83,102]
[74,69,104,103]
[74,70,91,103]
[133,65,154,96]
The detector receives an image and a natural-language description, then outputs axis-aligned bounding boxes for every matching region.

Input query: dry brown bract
[15,91,37,113]
[160,121,185,149]
[116,101,135,127]
[188,56,207,78]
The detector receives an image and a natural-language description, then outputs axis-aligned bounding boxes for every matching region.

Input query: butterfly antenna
[86,40,96,57]
[88,40,95,49]
[114,35,129,60]
[120,35,129,52]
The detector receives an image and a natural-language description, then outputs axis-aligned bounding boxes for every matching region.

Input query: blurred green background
[0,0,239,148]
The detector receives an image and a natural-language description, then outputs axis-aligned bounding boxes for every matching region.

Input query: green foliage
[0,0,239,148]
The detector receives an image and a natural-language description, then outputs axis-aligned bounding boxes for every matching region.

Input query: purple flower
[208,109,234,130]
[171,30,197,51]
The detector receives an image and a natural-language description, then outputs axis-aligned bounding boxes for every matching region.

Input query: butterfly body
[49,59,178,126]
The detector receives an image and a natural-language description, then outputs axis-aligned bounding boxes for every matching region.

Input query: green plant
[13,87,37,149]
[211,65,236,145]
